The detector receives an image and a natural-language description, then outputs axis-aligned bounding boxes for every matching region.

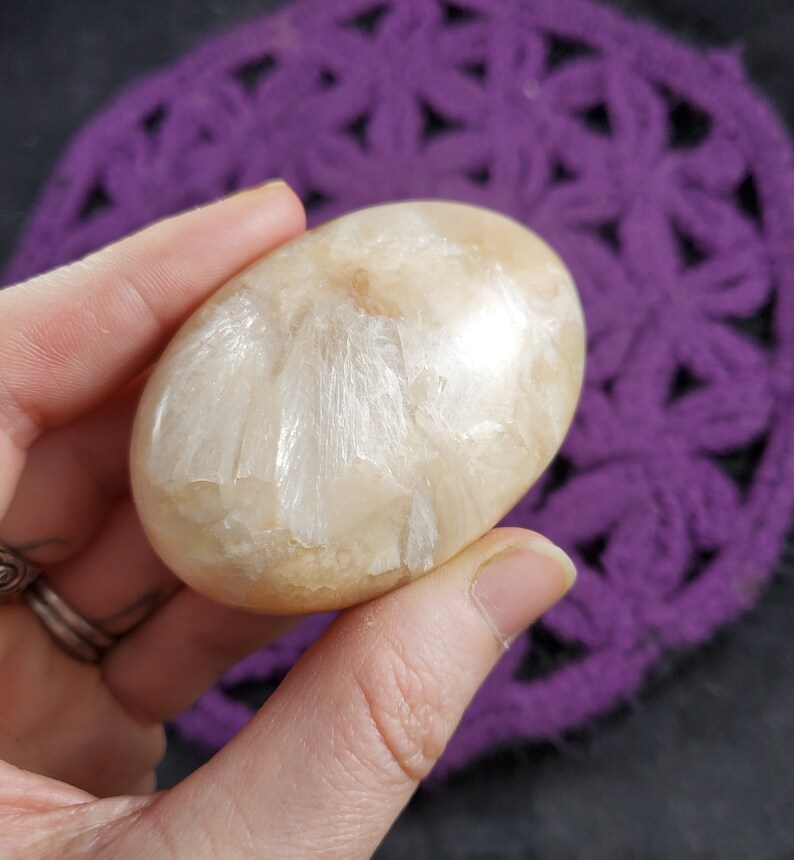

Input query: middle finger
[45,496,181,637]
[0,382,140,567]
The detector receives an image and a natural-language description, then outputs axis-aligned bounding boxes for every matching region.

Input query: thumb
[116,527,575,858]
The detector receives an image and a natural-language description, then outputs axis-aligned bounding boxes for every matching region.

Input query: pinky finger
[101,590,299,725]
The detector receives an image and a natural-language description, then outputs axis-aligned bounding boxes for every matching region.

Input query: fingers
[0,383,139,563]
[102,590,300,724]
[0,180,305,448]
[45,497,180,636]
[119,528,575,859]
[0,605,165,798]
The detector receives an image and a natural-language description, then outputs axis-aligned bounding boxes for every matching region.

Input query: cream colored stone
[131,201,586,613]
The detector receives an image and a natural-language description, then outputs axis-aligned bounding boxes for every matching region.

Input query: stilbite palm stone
[131,201,585,613]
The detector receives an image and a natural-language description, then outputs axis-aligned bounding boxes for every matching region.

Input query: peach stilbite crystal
[131,201,585,613]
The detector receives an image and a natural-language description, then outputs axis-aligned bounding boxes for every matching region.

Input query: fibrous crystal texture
[131,201,585,612]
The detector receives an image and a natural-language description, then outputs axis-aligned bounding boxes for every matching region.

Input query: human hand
[0,183,574,857]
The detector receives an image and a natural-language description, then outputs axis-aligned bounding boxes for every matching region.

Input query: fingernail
[234,178,288,197]
[256,178,287,190]
[470,540,577,647]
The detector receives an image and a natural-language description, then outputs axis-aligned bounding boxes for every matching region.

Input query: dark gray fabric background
[1,2,792,857]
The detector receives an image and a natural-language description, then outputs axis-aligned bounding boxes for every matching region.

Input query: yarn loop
[6,0,794,779]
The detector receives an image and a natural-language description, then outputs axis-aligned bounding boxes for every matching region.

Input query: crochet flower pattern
[6,0,794,779]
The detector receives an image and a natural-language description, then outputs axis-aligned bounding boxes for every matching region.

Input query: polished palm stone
[131,201,586,613]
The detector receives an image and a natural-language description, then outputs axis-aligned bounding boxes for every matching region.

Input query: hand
[0,183,574,858]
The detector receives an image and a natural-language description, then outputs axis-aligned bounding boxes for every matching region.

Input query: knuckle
[351,637,456,783]
[142,725,168,773]
[192,623,251,668]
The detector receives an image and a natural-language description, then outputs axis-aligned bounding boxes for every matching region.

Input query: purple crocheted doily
[6,0,794,780]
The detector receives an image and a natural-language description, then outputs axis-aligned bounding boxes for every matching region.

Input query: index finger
[0,181,305,449]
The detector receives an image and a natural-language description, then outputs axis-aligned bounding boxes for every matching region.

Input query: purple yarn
[5,0,794,781]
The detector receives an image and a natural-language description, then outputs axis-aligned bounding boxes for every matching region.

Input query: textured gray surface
[2,2,793,857]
